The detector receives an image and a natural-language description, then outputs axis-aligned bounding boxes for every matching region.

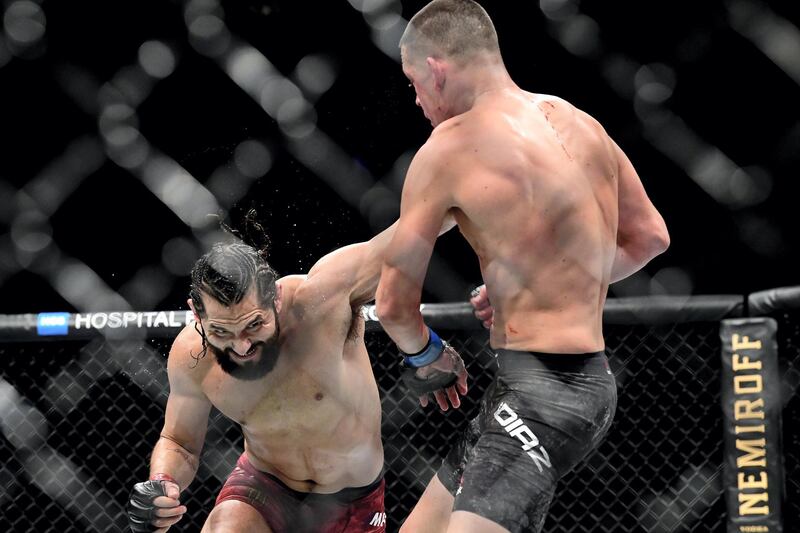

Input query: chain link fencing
[3,294,797,532]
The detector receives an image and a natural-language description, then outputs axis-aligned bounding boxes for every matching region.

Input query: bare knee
[447,510,510,533]
[201,500,273,533]
[400,476,455,533]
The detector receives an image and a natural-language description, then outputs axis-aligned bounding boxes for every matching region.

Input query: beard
[208,322,281,381]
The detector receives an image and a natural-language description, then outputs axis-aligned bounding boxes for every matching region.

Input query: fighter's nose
[233,339,252,355]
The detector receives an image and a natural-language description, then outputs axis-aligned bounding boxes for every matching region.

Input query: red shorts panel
[215,453,386,533]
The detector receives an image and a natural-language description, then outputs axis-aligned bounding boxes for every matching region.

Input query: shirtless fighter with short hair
[375,1,670,532]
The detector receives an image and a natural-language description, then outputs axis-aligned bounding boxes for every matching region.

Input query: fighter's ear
[273,282,283,314]
[426,56,447,91]
[187,299,201,323]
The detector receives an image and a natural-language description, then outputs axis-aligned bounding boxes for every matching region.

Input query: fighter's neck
[448,68,516,116]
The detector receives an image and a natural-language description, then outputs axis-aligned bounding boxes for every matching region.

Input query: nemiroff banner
[720,318,783,533]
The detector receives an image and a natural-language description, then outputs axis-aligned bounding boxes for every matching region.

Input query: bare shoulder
[433,107,485,144]
[526,92,572,111]
[290,268,348,320]
[417,127,460,164]
[167,325,209,386]
[275,273,309,317]
[389,133,459,199]
[421,114,485,171]
[536,92,607,133]
[277,274,306,301]
[170,326,202,363]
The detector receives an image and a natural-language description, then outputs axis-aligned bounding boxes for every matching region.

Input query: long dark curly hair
[188,210,278,363]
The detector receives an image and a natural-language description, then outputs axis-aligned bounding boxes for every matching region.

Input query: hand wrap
[401,326,444,367]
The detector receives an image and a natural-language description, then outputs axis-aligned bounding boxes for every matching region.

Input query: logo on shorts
[494,402,552,473]
[369,512,386,527]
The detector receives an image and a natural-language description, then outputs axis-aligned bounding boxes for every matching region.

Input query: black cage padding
[0,294,747,343]
[749,285,800,316]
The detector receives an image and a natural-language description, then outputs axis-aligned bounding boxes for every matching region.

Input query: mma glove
[128,474,180,532]
[400,326,465,396]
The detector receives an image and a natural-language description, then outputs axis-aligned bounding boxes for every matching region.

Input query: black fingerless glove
[127,480,168,532]
[399,326,457,395]
[401,365,458,396]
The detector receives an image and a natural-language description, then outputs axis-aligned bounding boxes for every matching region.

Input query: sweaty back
[448,91,619,352]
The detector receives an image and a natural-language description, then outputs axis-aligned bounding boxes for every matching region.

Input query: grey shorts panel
[437,349,617,533]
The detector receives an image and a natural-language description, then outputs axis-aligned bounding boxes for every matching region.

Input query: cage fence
[1,291,798,532]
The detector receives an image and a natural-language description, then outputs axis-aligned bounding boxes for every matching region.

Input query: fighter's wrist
[150,472,179,490]
[401,326,445,367]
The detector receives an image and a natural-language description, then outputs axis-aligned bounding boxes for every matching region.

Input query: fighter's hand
[413,344,469,411]
[128,478,186,532]
[470,285,492,329]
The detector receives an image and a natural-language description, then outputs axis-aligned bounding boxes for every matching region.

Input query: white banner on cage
[72,311,195,330]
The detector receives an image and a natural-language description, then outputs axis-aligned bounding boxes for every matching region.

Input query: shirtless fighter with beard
[126,221,468,533]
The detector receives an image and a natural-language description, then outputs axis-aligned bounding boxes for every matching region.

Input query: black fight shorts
[437,349,617,533]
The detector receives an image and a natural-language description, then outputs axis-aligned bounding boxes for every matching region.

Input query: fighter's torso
[184,276,383,493]
[440,91,619,352]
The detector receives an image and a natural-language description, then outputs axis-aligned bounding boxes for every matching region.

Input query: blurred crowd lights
[2,0,45,60]
[539,0,579,22]
[611,266,696,304]
[185,0,231,58]
[0,0,794,318]
[728,0,800,86]
[137,40,176,80]
[537,0,785,262]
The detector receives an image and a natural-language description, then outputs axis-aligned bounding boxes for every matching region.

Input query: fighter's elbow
[627,211,669,254]
[657,232,670,256]
[375,298,402,325]
[375,293,416,326]
[617,218,669,267]
[376,265,421,324]
[634,223,670,266]
[650,217,670,257]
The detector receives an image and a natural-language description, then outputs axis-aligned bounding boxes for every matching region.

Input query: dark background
[1,3,799,532]
[1,0,798,315]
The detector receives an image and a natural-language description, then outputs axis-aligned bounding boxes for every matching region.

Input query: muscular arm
[148,330,212,490]
[610,140,670,283]
[376,143,453,353]
[306,195,454,309]
[304,223,400,309]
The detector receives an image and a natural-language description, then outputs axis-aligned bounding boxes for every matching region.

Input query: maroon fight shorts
[215,453,386,532]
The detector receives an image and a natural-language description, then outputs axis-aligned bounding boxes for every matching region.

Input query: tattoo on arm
[158,434,200,471]
[168,447,199,470]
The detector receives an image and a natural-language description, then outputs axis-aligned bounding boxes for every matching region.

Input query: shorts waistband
[496,348,608,373]
[240,455,383,503]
